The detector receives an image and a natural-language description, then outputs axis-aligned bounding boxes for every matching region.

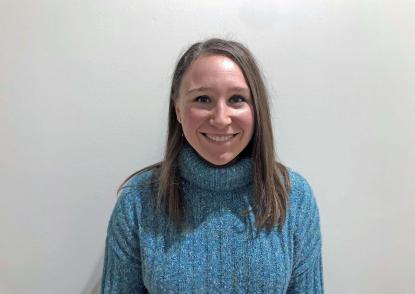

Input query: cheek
[236,107,255,134]
[182,107,209,127]
[181,108,209,143]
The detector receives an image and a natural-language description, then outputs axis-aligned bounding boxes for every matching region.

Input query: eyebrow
[185,86,250,95]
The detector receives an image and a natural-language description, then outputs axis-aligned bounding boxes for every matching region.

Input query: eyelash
[194,95,247,104]
[229,95,246,103]
[194,95,211,103]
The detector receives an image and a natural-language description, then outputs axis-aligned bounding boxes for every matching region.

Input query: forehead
[180,54,249,91]
[187,54,241,75]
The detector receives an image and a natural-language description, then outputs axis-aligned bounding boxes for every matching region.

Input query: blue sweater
[102,145,323,293]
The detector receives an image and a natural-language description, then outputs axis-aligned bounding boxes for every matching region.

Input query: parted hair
[119,38,291,231]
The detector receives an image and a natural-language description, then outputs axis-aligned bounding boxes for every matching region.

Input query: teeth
[205,134,234,142]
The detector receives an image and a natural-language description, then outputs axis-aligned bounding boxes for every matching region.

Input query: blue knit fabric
[102,145,323,293]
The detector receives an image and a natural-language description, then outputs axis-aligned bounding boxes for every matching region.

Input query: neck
[178,143,253,192]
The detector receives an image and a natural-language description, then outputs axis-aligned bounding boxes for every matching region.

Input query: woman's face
[175,54,255,165]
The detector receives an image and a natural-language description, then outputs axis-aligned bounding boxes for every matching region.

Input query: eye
[194,95,211,103]
[229,95,246,104]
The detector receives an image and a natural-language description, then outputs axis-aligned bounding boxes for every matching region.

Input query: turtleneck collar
[178,143,253,192]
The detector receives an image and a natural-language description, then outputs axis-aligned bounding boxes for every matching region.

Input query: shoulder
[112,165,159,218]
[286,168,315,205]
[120,164,159,191]
[285,168,320,225]
[118,164,160,198]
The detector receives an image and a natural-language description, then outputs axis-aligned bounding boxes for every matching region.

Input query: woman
[101,38,323,293]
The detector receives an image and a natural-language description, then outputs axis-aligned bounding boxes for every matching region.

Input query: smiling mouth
[202,133,238,142]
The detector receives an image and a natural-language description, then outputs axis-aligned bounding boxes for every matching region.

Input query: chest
[138,210,293,293]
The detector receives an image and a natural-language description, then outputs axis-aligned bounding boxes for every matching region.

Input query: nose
[209,101,232,128]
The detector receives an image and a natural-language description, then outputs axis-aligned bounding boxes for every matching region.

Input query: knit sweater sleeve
[101,187,145,294]
[287,174,324,294]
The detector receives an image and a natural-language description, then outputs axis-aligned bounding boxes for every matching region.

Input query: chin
[203,153,237,166]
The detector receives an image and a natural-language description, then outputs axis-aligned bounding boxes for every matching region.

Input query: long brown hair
[119,38,291,230]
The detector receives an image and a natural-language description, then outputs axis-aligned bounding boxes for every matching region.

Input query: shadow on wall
[82,254,103,294]
[90,280,100,294]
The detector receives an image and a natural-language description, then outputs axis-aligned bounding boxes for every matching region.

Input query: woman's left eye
[229,95,246,103]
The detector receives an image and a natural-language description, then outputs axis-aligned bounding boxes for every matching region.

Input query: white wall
[1,0,414,293]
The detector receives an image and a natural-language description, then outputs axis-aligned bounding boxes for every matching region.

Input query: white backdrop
[1,0,414,293]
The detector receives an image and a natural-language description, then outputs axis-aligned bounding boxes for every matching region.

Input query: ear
[175,104,182,124]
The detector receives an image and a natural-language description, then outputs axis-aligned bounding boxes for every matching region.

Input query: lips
[202,133,238,142]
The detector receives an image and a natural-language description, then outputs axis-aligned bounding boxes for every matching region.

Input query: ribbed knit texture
[102,145,323,293]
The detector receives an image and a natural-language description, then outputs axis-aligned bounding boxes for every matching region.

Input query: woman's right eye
[194,95,211,103]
